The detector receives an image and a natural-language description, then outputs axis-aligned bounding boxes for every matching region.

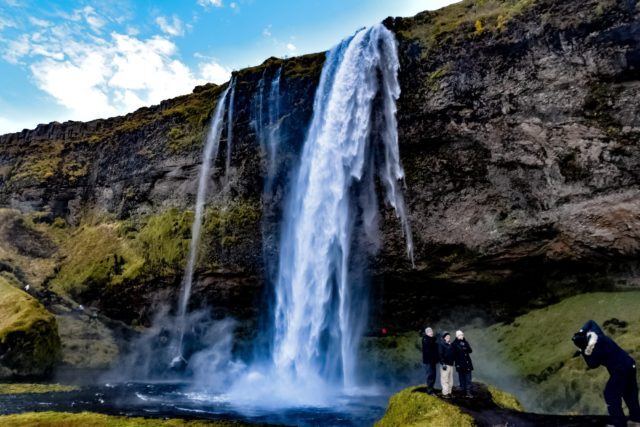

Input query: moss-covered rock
[376,386,475,426]
[0,277,61,378]
[486,384,524,411]
[0,411,246,426]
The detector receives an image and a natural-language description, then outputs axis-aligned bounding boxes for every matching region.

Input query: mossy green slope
[0,383,78,394]
[0,277,61,377]
[376,386,475,427]
[486,384,524,411]
[467,292,640,414]
[0,411,246,427]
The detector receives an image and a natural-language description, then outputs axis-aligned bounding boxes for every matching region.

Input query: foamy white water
[228,23,413,405]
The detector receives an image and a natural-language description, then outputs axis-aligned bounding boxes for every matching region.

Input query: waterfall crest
[270,23,412,393]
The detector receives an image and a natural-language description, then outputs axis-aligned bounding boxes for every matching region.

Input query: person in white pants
[438,331,455,398]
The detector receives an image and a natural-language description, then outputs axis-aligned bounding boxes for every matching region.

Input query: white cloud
[199,60,231,84]
[156,15,184,37]
[197,0,223,8]
[68,6,105,32]
[0,16,17,31]
[4,26,231,125]
[0,116,37,134]
[230,2,237,8]
[262,25,272,37]
[0,4,233,131]
[286,43,296,52]
[28,16,50,27]
[3,34,30,64]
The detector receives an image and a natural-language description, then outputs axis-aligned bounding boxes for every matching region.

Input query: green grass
[0,277,61,374]
[49,222,144,299]
[47,202,259,302]
[375,386,475,427]
[397,0,535,55]
[202,200,261,250]
[465,292,640,414]
[0,412,246,427]
[486,384,524,411]
[136,208,193,278]
[0,384,78,394]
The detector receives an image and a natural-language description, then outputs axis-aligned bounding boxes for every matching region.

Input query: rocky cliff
[0,0,639,371]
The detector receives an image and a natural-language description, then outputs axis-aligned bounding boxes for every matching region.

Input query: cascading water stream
[266,67,282,188]
[229,23,413,405]
[224,77,236,185]
[173,83,233,364]
[270,22,413,393]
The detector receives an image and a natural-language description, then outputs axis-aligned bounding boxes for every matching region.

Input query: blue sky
[0,0,457,134]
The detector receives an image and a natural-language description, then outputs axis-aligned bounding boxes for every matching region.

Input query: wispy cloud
[28,16,51,28]
[156,15,184,37]
[197,0,223,9]
[0,16,17,31]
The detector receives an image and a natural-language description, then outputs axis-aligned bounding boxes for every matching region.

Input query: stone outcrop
[0,276,61,378]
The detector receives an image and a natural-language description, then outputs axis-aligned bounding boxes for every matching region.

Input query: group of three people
[422,327,473,398]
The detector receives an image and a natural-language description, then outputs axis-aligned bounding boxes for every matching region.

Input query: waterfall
[266,67,282,188]
[173,83,232,363]
[267,23,413,394]
[224,77,236,184]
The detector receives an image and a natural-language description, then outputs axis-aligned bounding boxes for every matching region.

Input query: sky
[0,0,457,134]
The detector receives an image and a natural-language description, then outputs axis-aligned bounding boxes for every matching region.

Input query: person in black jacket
[453,329,474,397]
[438,331,455,398]
[422,327,439,394]
[573,320,640,427]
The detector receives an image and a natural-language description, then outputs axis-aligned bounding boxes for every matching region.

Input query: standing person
[438,331,455,398]
[453,330,474,398]
[572,320,640,427]
[422,327,439,394]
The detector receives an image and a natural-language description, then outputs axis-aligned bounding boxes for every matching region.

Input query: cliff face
[0,0,639,337]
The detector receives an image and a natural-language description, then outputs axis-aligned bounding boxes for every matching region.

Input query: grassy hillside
[466,292,640,414]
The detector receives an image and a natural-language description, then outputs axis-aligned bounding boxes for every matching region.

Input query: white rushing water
[266,67,282,185]
[229,23,413,406]
[174,82,233,360]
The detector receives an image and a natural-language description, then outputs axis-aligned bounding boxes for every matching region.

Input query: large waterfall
[230,23,413,405]
[271,22,413,392]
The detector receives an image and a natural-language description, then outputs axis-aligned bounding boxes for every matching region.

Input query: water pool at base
[0,382,389,426]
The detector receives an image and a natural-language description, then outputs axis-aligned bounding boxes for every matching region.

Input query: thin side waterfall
[224,77,236,184]
[267,23,413,397]
[266,67,282,188]
[173,84,232,364]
